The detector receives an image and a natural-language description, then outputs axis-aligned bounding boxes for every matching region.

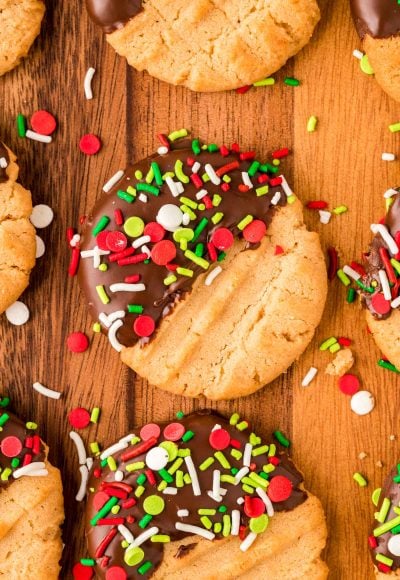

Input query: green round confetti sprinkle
[250,514,269,534]
[124,546,144,566]
[124,216,145,237]
[372,488,382,507]
[360,54,374,75]
[160,440,178,461]
[143,495,165,516]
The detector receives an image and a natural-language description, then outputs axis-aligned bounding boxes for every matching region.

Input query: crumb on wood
[325,348,354,376]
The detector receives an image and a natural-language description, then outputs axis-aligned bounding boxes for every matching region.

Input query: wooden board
[1,0,400,577]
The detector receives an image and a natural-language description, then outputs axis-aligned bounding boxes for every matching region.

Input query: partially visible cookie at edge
[0,143,36,314]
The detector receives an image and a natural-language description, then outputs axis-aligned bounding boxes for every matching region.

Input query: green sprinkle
[198,508,216,515]
[0,413,9,427]
[237,215,253,230]
[218,505,227,513]
[0,397,10,408]
[17,114,27,138]
[222,514,231,536]
[208,143,219,153]
[319,337,337,351]
[355,279,374,293]
[230,449,242,461]
[214,451,231,469]
[284,77,300,86]
[307,116,318,132]
[200,516,213,529]
[126,461,145,472]
[389,122,400,133]
[128,304,144,314]
[169,129,188,141]
[214,522,222,534]
[182,430,194,442]
[137,473,147,485]
[199,457,215,471]
[192,139,201,155]
[11,458,20,468]
[151,162,163,186]
[135,485,145,498]
[230,413,240,425]
[391,258,400,274]
[192,217,209,242]
[167,458,183,475]
[90,407,100,424]
[259,163,279,174]
[372,488,381,507]
[248,161,260,176]
[90,496,118,525]
[376,554,394,566]
[175,159,190,184]
[184,250,209,270]
[273,430,290,448]
[360,54,374,75]
[151,534,170,543]
[378,359,400,373]
[375,497,391,523]
[248,472,268,488]
[220,474,236,484]
[347,288,356,303]
[96,285,109,305]
[337,269,351,286]
[195,243,204,257]
[242,484,254,494]
[268,444,276,457]
[180,205,196,220]
[176,411,184,419]
[138,561,153,575]
[92,216,110,236]
[333,205,348,215]
[176,470,184,488]
[177,448,191,457]
[218,251,226,262]
[353,472,367,487]
[253,77,275,87]
[80,559,96,566]
[211,212,224,224]
[139,514,153,528]
[158,469,173,483]
[157,480,167,492]
[212,194,222,206]
[134,170,143,180]
[180,196,198,209]
[183,473,191,485]
[0,467,11,481]
[263,463,275,474]
[236,420,249,431]
[107,456,117,471]
[136,183,159,196]
[252,445,269,457]
[164,275,177,286]
[117,190,135,203]
[255,185,269,197]
[145,167,154,184]
[329,343,341,354]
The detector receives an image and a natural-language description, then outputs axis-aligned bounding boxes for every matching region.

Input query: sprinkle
[30,204,54,228]
[382,152,396,161]
[273,430,290,448]
[17,114,27,137]
[234,467,249,484]
[25,129,52,143]
[177,509,189,517]
[240,531,258,552]
[332,205,348,215]
[256,487,275,516]
[378,359,400,373]
[384,188,399,199]
[253,77,275,86]
[243,443,252,467]
[336,269,351,286]
[32,381,62,400]
[76,465,89,501]
[353,49,364,59]
[109,283,145,293]
[13,462,48,478]
[284,77,300,86]
[371,224,399,255]
[389,123,400,133]
[69,431,87,465]
[1,300,27,326]
[350,391,375,416]
[184,456,201,496]
[163,487,177,495]
[175,523,215,540]
[301,367,318,387]
[307,116,318,132]
[343,265,361,281]
[84,67,96,99]
[319,210,331,224]
[379,269,392,301]
[96,285,110,305]
[231,510,241,535]
[205,265,222,286]
[374,515,400,536]
[80,134,101,156]
[103,170,124,192]
[376,497,391,523]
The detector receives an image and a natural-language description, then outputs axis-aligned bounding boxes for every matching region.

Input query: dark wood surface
[1,0,400,577]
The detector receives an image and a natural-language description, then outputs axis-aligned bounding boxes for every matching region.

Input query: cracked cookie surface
[0,0,45,76]
[91,0,320,91]
[0,144,36,314]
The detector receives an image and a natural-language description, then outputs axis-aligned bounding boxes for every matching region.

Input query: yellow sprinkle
[96,285,109,304]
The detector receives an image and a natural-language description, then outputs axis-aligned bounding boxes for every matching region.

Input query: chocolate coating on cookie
[350,0,400,39]
[85,0,142,33]
[78,136,288,350]
[86,411,307,578]
[0,142,10,183]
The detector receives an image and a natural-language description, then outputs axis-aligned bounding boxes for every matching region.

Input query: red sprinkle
[368,535,378,549]
[220,145,230,157]
[151,240,176,266]
[269,456,280,466]
[114,209,123,226]
[338,374,360,396]
[230,142,240,153]
[307,201,328,210]
[124,274,140,284]
[79,134,101,156]
[156,133,170,149]
[73,563,94,580]
[122,498,136,510]
[269,177,282,187]
[209,428,230,450]
[272,148,289,159]
[95,528,118,559]
[236,85,251,94]
[145,469,156,486]
[243,220,266,243]
[212,228,234,251]
[338,337,352,347]
[0,436,23,458]
[144,222,165,243]
[377,563,391,574]
[121,437,157,462]
[244,496,265,518]
[105,567,127,580]
[230,438,241,449]
[163,422,185,441]
[68,247,80,277]
[221,182,230,192]
[207,242,217,262]
[118,253,147,266]
[327,247,339,281]
[106,231,128,253]
[67,332,89,353]
[350,261,366,277]
[190,173,203,189]
[68,407,91,429]
[67,227,74,242]
[97,231,110,251]
[30,110,57,136]
[275,245,284,255]
[267,475,293,502]
[371,292,391,315]
[140,423,161,441]
[216,161,240,177]
[133,315,155,338]
[239,151,256,161]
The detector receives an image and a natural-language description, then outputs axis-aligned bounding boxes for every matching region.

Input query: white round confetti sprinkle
[30,204,54,228]
[145,446,169,470]
[156,204,184,232]
[5,301,30,325]
[388,535,400,556]
[350,390,375,416]
[35,235,45,258]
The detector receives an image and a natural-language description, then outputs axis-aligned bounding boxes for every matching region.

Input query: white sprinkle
[205,265,222,286]
[132,235,151,249]
[100,440,129,460]
[84,67,96,99]
[211,424,221,431]
[70,233,81,248]
[371,224,399,256]
[99,310,125,329]
[196,189,208,200]
[231,510,241,535]
[242,172,253,189]
[69,431,87,465]
[234,467,249,485]
[270,191,282,205]
[119,433,136,445]
[108,319,124,352]
[391,296,400,309]
[33,381,62,400]
[353,49,364,60]
[141,245,151,258]
[5,301,30,325]
[240,531,257,552]
[163,487,178,495]
[343,265,361,281]
[301,366,318,387]
[30,204,54,228]
[177,509,189,517]
[256,487,275,517]
[0,156,8,168]
[319,210,331,224]
[236,497,244,505]
[81,246,110,268]
[382,153,396,162]
[13,462,48,479]
[350,390,375,416]
[109,283,145,293]
[379,269,392,300]
[175,523,215,541]
[118,524,135,545]
[103,170,124,192]
[76,465,89,501]
[243,443,252,467]
[279,175,293,197]
[176,182,184,194]
[165,176,180,197]
[185,455,201,496]
[115,470,124,482]
[138,193,148,203]
[384,188,399,199]
[192,161,201,174]
[212,469,221,500]
[205,163,221,185]
[86,457,94,470]
[182,213,191,226]
[157,146,169,155]
[35,235,45,258]
[132,526,159,547]
[26,130,52,144]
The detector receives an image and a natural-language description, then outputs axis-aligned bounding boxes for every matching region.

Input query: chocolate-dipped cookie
[77,132,327,399]
[79,410,328,579]
[0,396,64,579]
[84,0,320,92]
[350,0,400,102]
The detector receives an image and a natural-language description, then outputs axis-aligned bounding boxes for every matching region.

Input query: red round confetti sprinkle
[151,240,176,266]
[163,422,185,441]
[79,134,101,156]
[96,231,109,250]
[93,491,110,511]
[212,228,234,251]
[73,563,94,580]
[67,332,89,353]
[267,475,293,502]
[244,496,265,518]
[338,374,360,396]
[133,315,155,338]
[140,423,161,441]
[144,222,165,242]
[371,292,391,315]
[243,220,266,243]
[209,428,230,450]
[105,567,127,580]
[68,407,91,429]
[106,231,128,253]
[0,435,23,458]
[30,110,57,136]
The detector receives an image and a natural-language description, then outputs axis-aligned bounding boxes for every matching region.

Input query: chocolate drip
[85,0,143,33]
[350,0,400,39]
[0,142,10,184]
[85,412,307,579]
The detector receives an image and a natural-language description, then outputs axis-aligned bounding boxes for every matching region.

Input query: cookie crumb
[390,434,396,441]
[358,452,367,460]
[325,348,354,376]
[376,460,383,468]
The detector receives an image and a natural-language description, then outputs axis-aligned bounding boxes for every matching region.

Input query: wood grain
[0,0,399,578]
